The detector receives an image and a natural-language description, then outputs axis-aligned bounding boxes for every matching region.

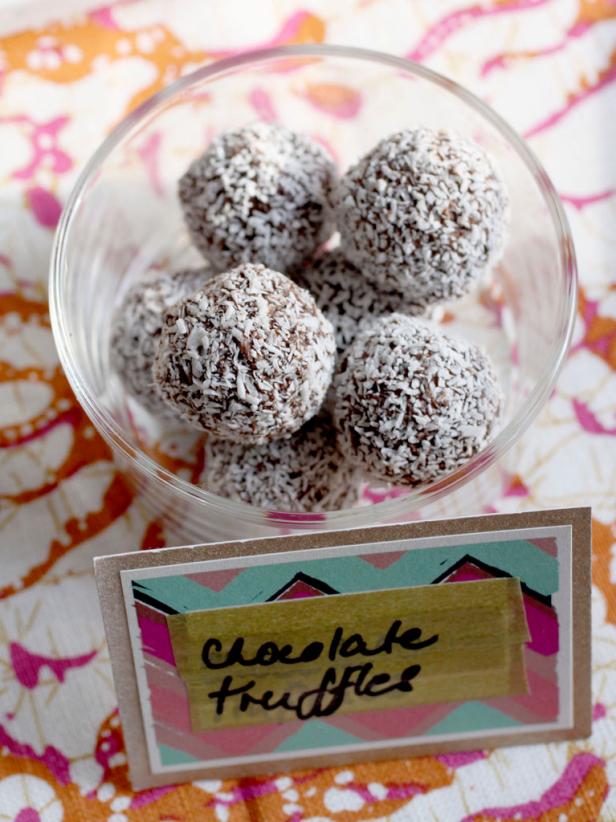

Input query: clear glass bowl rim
[49,43,578,529]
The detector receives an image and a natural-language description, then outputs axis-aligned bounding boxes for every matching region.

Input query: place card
[95,507,591,789]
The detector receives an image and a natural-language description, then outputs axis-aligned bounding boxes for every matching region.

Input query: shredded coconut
[334,314,503,485]
[296,249,429,357]
[110,267,210,415]
[201,414,360,512]
[334,128,509,306]
[153,264,336,443]
[179,122,337,273]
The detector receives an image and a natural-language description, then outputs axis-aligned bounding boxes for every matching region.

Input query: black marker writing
[202,620,437,670]
[200,618,437,721]
[207,662,423,722]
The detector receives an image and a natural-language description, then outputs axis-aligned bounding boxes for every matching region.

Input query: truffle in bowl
[49,45,576,542]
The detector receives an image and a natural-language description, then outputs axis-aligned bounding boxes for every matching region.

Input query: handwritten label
[167,578,529,730]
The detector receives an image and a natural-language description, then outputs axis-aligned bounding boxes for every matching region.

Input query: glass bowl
[49,44,577,543]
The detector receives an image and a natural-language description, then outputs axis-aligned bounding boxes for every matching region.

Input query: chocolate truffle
[201,414,360,512]
[296,249,427,357]
[110,267,209,415]
[335,128,508,306]
[179,122,336,273]
[334,314,503,486]
[153,264,336,443]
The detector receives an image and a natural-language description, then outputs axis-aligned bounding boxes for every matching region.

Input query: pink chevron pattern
[131,543,559,764]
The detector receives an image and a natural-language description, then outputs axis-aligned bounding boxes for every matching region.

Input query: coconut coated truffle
[296,249,427,357]
[334,314,503,486]
[201,414,360,512]
[153,264,336,443]
[335,128,508,306]
[179,122,336,273]
[110,267,209,415]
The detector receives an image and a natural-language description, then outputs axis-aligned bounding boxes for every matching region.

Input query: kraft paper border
[94,507,592,790]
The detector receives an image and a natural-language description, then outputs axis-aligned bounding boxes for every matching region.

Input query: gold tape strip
[166,577,529,730]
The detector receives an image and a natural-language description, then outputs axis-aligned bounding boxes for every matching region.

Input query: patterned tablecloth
[1,1,615,819]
